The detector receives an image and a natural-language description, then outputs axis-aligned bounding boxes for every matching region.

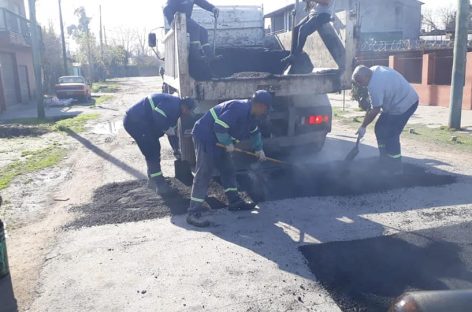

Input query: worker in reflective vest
[124,94,196,195]
[187,90,272,227]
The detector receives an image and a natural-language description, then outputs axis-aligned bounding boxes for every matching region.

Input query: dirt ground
[1,77,472,312]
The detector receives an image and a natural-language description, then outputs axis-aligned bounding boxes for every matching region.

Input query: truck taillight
[304,115,330,125]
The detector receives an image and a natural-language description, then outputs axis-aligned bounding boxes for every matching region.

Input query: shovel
[344,135,361,162]
[216,143,287,166]
[213,14,218,56]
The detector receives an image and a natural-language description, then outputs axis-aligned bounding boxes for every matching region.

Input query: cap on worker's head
[252,90,273,107]
[180,97,197,110]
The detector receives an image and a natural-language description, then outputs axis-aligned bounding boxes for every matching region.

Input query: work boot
[228,198,257,212]
[186,211,210,228]
[149,175,172,196]
[202,44,223,61]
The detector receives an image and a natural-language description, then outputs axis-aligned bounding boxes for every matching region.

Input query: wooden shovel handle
[216,143,287,165]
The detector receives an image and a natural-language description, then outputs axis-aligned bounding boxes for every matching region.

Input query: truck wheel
[178,115,196,166]
[310,133,327,153]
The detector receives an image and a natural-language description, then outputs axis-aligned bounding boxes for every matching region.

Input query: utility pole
[449,0,469,129]
[58,0,68,75]
[28,0,45,119]
[99,5,103,60]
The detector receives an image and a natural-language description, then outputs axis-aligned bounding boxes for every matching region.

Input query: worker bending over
[124,94,196,195]
[282,0,336,64]
[352,65,419,174]
[187,91,272,227]
[164,0,219,59]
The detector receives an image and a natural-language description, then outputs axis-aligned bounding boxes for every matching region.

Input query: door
[0,71,5,112]
[18,65,30,103]
[0,53,19,108]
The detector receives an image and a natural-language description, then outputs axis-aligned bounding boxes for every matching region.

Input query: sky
[32,0,456,42]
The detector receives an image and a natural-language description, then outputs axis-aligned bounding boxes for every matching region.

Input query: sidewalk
[0,103,96,122]
[329,93,472,131]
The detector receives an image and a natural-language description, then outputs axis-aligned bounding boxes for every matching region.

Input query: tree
[42,24,64,93]
[422,4,472,33]
[67,7,98,81]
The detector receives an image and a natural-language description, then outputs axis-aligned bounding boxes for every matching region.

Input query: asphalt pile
[67,179,228,229]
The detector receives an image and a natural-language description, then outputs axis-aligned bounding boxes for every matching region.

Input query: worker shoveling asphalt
[352,65,419,175]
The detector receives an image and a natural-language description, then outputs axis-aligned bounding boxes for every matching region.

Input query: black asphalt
[300,222,472,311]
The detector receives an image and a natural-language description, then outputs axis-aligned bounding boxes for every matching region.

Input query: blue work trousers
[189,137,238,213]
[375,102,418,161]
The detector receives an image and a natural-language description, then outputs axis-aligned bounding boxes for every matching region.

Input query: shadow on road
[0,274,18,312]
[64,129,146,180]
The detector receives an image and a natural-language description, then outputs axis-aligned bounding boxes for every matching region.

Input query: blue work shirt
[164,0,215,23]
[126,93,181,137]
[192,99,261,153]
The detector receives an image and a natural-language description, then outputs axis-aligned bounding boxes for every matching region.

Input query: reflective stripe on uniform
[388,154,402,159]
[210,108,230,129]
[378,144,386,148]
[148,96,168,118]
[190,197,205,203]
[225,188,238,193]
[250,127,259,134]
[150,172,163,178]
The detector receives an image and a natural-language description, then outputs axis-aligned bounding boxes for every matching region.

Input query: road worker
[352,65,419,175]
[124,94,196,195]
[164,0,219,59]
[282,0,336,64]
[186,90,272,227]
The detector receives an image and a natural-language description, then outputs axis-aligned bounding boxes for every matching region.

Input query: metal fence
[0,8,32,45]
[360,39,472,52]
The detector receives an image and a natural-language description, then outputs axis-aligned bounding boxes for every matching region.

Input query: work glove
[356,126,367,139]
[255,150,267,162]
[213,7,219,19]
[225,144,235,153]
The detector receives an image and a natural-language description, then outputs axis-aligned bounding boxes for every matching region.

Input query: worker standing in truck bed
[352,65,419,175]
[124,94,196,195]
[186,91,272,228]
[164,0,219,59]
[282,0,336,65]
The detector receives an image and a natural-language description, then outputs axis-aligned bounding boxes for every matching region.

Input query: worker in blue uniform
[187,90,273,227]
[124,94,196,195]
[164,0,219,59]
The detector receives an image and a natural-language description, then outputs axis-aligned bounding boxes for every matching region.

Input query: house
[0,0,35,112]
[265,0,423,41]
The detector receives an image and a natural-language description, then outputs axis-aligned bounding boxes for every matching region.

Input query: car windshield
[59,77,85,84]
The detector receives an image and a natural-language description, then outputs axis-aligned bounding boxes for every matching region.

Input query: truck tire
[178,115,197,166]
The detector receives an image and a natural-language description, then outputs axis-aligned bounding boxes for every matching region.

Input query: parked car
[55,76,92,102]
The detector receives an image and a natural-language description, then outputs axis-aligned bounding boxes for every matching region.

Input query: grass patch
[0,145,66,190]
[404,125,472,152]
[91,82,120,93]
[93,95,114,107]
[53,113,100,133]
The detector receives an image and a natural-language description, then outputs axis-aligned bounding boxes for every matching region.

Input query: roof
[264,4,294,18]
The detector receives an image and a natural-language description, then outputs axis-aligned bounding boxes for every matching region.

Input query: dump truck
[149,2,359,183]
